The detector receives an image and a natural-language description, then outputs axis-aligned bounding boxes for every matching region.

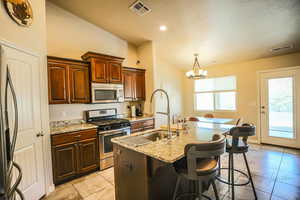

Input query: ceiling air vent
[129,0,151,16]
[270,44,294,53]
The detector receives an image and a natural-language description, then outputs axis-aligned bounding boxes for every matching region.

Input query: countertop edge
[50,124,98,135]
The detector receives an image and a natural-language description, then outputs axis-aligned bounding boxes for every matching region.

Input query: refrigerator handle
[4,66,18,161]
[8,162,23,200]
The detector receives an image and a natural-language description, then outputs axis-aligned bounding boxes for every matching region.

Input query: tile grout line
[269,150,284,200]
[71,184,84,200]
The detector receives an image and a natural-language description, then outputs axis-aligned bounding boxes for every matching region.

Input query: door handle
[36,131,44,137]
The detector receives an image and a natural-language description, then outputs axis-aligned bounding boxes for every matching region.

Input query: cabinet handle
[125,163,133,171]
[117,149,122,155]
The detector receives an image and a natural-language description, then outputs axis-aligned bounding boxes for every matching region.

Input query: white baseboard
[47,184,55,195]
[248,139,259,144]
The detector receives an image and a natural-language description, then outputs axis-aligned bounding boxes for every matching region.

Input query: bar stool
[217,124,257,200]
[173,134,226,200]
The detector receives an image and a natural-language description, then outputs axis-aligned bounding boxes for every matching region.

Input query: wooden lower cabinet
[78,138,99,173]
[113,144,179,200]
[131,119,155,133]
[114,145,149,200]
[52,143,77,183]
[51,129,99,184]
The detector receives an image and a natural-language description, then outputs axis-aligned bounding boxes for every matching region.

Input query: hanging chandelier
[185,54,207,79]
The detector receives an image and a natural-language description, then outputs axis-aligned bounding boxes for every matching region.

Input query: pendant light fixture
[185,54,207,79]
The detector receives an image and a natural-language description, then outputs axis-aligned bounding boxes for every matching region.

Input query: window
[194,76,237,111]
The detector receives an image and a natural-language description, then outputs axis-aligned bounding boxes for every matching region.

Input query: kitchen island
[112,122,233,200]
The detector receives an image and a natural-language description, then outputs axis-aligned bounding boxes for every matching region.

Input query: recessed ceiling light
[159,25,167,31]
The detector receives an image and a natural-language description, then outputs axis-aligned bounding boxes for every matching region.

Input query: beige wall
[136,41,155,114]
[0,0,47,54]
[154,58,184,127]
[135,41,185,127]
[183,52,300,141]
[46,2,142,121]
[46,2,137,67]
[0,0,54,194]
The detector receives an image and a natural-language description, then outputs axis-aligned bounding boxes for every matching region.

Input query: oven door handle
[99,127,130,136]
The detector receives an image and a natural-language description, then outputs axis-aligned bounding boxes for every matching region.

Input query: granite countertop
[125,115,155,122]
[112,122,233,163]
[50,123,98,135]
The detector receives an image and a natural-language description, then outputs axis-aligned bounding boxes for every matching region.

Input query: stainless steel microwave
[91,83,124,103]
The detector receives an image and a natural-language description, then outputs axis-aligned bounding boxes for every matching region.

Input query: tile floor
[43,144,300,200]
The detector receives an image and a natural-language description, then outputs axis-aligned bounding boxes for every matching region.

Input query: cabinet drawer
[52,129,97,146]
[131,121,144,130]
[143,119,154,127]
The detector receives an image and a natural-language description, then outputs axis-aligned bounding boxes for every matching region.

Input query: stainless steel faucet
[150,89,172,139]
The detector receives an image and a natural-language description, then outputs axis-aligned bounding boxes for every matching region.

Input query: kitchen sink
[117,130,169,147]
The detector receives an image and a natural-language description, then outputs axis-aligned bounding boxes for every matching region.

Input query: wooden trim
[81,51,125,62]
[47,56,89,66]
[123,66,146,72]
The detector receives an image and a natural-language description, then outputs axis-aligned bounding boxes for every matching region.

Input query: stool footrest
[216,168,250,186]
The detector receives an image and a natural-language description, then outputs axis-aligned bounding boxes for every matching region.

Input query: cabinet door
[91,58,107,83]
[123,71,134,101]
[48,64,69,104]
[52,143,77,184]
[114,145,149,200]
[78,138,99,174]
[69,65,90,103]
[108,62,122,84]
[135,71,146,100]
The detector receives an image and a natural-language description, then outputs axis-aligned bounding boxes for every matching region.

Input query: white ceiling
[48,0,300,69]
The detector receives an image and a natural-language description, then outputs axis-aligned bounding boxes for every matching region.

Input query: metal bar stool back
[218,124,257,200]
[173,134,226,200]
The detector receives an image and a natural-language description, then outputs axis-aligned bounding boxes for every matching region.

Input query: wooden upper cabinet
[82,52,124,84]
[47,56,90,104]
[135,71,145,100]
[108,62,122,83]
[123,71,134,101]
[91,58,107,83]
[48,63,69,104]
[69,65,90,103]
[123,67,146,101]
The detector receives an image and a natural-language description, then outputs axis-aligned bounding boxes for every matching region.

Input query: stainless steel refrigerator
[0,46,23,200]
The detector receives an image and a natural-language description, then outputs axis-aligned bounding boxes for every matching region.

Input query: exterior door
[260,69,300,148]
[2,45,45,199]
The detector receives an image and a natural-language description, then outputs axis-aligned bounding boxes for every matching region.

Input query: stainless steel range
[85,109,130,170]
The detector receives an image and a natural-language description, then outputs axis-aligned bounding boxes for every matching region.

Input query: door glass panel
[268,77,294,139]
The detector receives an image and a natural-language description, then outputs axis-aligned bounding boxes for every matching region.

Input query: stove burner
[89,118,130,131]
